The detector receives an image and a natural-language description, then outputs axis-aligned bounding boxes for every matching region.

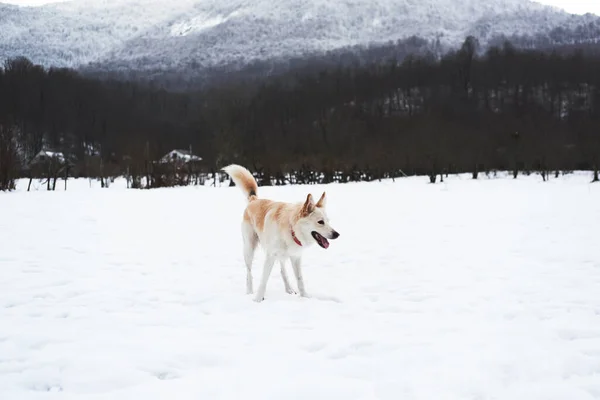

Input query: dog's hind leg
[280,260,296,295]
[242,222,258,295]
[254,254,275,302]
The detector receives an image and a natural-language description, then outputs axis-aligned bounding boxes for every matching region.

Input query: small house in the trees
[29,149,66,166]
[27,149,74,176]
[26,149,75,191]
[151,149,204,188]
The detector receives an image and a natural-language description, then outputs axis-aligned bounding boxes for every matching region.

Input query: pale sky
[536,0,600,15]
[1,0,599,16]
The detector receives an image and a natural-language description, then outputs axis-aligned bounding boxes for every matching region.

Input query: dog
[222,164,340,302]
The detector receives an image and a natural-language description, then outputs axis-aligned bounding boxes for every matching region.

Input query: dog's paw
[253,295,265,303]
[285,288,297,295]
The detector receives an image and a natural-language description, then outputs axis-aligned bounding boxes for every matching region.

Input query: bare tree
[0,125,20,191]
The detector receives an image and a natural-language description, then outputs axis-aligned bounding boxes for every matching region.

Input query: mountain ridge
[1,0,600,75]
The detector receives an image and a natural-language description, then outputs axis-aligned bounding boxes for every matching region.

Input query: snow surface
[1,172,600,399]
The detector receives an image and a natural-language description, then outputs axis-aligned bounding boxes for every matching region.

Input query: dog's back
[222,164,300,239]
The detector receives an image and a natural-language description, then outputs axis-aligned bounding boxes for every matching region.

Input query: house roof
[159,149,202,163]
[30,150,66,163]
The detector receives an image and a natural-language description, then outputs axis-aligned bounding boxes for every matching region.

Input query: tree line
[82,35,440,92]
[1,36,599,191]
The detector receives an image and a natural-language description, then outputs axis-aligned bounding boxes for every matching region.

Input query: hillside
[1,0,599,75]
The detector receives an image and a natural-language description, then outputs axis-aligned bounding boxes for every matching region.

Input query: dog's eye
[318,220,325,225]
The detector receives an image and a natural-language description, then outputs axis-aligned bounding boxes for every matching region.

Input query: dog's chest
[260,237,304,259]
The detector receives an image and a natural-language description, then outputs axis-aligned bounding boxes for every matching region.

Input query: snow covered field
[1,173,600,400]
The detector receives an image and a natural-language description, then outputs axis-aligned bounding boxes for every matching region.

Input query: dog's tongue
[321,237,330,249]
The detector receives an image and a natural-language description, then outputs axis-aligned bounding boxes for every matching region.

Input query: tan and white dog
[222,164,340,302]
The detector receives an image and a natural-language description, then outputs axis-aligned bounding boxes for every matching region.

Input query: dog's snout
[331,231,340,239]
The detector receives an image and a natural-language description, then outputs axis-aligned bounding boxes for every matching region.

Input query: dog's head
[296,192,340,249]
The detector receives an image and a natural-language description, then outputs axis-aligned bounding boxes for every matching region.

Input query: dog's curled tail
[222,164,258,202]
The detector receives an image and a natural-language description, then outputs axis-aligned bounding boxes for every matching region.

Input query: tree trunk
[429,159,437,183]
[100,158,106,188]
[144,142,151,189]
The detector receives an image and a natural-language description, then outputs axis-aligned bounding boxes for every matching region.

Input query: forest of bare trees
[1,36,599,191]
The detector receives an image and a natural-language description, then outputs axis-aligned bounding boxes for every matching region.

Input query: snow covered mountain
[1,0,599,72]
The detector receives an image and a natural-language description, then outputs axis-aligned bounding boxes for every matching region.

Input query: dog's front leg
[254,254,276,302]
[280,260,296,295]
[290,256,308,297]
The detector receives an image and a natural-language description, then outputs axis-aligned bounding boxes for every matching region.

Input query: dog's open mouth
[311,231,330,249]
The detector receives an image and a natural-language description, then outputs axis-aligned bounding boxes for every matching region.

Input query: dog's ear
[316,191,326,208]
[301,193,315,216]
